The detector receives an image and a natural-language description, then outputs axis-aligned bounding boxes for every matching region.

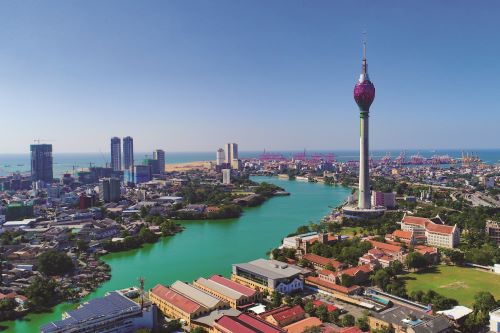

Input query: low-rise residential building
[262,305,305,327]
[359,240,405,268]
[401,215,460,248]
[486,220,500,246]
[369,305,451,333]
[232,259,304,294]
[302,253,345,271]
[386,230,415,245]
[283,317,322,333]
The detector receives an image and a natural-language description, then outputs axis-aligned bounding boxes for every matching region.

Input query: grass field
[403,265,500,307]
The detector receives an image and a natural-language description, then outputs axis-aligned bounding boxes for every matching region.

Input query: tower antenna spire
[362,31,367,60]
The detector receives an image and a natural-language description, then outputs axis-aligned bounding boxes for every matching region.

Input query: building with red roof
[213,312,285,333]
[264,305,305,327]
[312,299,338,313]
[305,276,362,296]
[283,317,323,333]
[401,214,459,248]
[302,253,345,271]
[386,230,415,245]
[149,284,205,325]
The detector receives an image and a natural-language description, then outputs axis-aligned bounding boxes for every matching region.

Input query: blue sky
[0,1,498,153]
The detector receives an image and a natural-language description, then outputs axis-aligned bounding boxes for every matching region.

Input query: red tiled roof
[150,284,201,314]
[312,300,338,312]
[306,276,360,294]
[368,240,402,253]
[303,253,343,269]
[319,269,337,276]
[259,306,290,319]
[415,245,438,255]
[283,317,322,333]
[426,223,455,235]
[215,313,284,333]
[338,264,373,277]
[392,230,413,239]
[402,215,432,226]
[210,275,256,297]
[269,305,304,324]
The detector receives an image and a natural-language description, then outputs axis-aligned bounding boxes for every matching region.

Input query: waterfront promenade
[1,176,350,332]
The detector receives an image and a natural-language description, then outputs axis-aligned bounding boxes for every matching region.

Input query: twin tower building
[110,136,165,181]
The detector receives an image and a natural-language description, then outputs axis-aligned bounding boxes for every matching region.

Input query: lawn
[403,265,500,307]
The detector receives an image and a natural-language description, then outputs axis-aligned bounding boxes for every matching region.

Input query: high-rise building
[353,42,375,209]
[30,144,53,183]
[123,136,134,171]
[216,148,225,166]
[110,137,122,171]
[222,169,231,185]
[224,143,238,164]
[146,158,160,175]
[153,149,165,174]
[134,165,152,184]
[99,178,121,203]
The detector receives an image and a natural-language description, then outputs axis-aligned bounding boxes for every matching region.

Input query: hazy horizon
[1,1,499,153]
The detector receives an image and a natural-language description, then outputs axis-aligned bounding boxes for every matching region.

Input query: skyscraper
[99,178,121,203]
[224,143,238,164]
[153,149,165,174]
[110,137,122,171]
[216,148,225,166]
[353,42,375,209]
[30,144,53,182]
[123,136,134,170]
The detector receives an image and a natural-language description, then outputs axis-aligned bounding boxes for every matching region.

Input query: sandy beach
[165,160,213,172]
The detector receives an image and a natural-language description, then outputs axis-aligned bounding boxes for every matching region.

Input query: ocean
[0,149,499,177]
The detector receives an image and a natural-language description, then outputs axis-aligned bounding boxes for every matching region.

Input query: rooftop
[150,284,201,314]
[234,258,302,280]
[283,317,322,333]
[209,275,256,297]
[171,281,222,309]
[195,277,245,300]
[40,292,140,333]
[214,313,284,333]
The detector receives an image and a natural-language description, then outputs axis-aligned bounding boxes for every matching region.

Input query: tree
[356,314,369,331]
[270,291,282,308]
[371,269,391,290]
[447,249,465,265]
[76,240,89,252]
[0,298,18,321]
[315,304,328,322]
[405,252,428,271]
[328,309,340,324]
[472,291,498,315]
[341,314,355,327]
[304,300,315,315]
[139,226,158,243]
[340,274,354,287]
[302,327,321,333]
[24,276,62,311]
[387,260,404,276]
[37,250,74,276]
[292,295,303,307]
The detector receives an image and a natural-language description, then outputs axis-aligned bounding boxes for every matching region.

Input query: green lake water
[2,176,350,332]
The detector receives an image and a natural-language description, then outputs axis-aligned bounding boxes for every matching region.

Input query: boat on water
[295,176,309,181]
